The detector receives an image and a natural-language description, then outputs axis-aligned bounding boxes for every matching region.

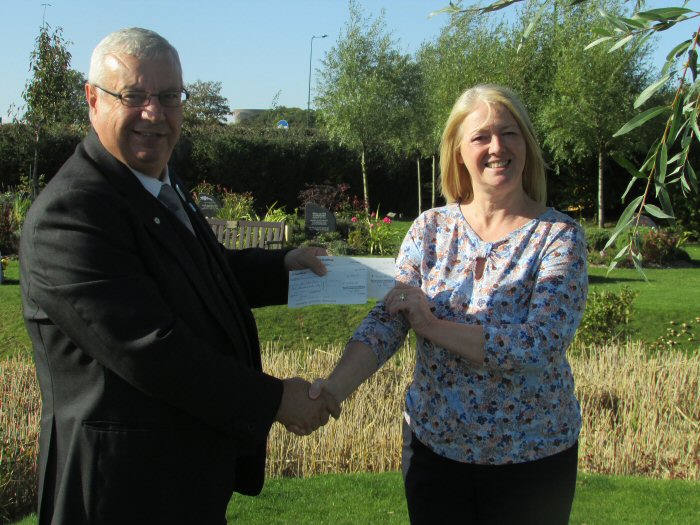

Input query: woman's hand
[384,284,437,337]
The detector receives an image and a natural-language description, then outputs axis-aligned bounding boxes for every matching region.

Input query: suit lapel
[82,131,254,352]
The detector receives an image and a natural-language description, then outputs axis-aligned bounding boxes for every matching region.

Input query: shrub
[0,190,32,255]
[584,227,611,252]
[638,227,679,265]
[297,183,353,213]
[576,286,637,346]
[300,231,352,256]
[590,226,692,268]
[347,208,399,256]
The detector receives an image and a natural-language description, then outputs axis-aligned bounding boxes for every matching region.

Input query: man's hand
[275,377,341,436]
[283,247,327,276]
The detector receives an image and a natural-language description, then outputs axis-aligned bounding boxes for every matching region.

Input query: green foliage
[590,226,692,268]
[538,0,650,227]
[21,24,87,127]
[191,181,257,219]
[441,0,700,273]
[316,0,422,210]
[584,226,612,252]
[262,202,294,223]
[10,472,700,525]
[346,208,399,256]
[183,80,231,129]
[637,227,683,265]
[576,286,638,346]
[300,231,352,256]
[0,191,32,254]
[217,191,257,221]
[239,106,312,130]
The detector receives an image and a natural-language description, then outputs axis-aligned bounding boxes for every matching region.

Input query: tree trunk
[32,126,41,200]
[417,156,422,215]
[598,146,604,228]
[431,155,436,209]
[361,146,369,213]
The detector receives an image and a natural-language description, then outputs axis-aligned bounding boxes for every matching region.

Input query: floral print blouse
[351,204,588,465]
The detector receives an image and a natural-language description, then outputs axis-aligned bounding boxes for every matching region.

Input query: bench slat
[206,218,285,250]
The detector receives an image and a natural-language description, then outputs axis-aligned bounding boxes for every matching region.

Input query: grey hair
[88,28,182,85]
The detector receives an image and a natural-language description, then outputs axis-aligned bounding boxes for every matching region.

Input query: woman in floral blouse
[311,84,588,524]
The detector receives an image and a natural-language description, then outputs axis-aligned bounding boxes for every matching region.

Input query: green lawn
[3,244,699,358]
[11,472,700,524]
[587,244,700,351]
[252,243,700,353]
[0,259,29,358]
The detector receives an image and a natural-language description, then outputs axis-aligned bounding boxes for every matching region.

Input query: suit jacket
[20,130,288,525]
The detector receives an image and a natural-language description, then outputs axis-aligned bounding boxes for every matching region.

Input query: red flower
[383,217,391,224]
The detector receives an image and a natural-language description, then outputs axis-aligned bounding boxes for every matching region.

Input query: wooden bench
[206,219,286,249]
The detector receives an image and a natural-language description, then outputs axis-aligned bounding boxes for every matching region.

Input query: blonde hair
[439,84,546,204]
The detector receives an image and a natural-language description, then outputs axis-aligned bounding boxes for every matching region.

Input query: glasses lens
[121,92,149,107]
[159,92,186,107]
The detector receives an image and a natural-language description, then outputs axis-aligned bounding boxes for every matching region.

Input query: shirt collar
[129,167,171,199]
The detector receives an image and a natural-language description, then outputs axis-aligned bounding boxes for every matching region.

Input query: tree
[22,23,86,197]
[436,0,700,272]
[417,12,510,208]
[316,0,418,212]
[538,0,650,227]
[183,80,231,128]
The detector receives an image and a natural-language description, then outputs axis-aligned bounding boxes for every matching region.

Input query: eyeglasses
[94,85,189,108]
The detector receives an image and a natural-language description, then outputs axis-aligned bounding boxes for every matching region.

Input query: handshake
[274,377,340,436]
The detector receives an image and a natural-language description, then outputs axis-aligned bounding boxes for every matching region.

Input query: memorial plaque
[198,193,221,218]
[305,203,336,238]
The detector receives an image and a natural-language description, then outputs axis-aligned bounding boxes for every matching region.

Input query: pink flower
[369,223,375,229]
[351,216,358,223]
[370,212,376,218]
[383,217,391,224]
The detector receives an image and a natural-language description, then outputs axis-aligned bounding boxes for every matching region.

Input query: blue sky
[1,0,696,121]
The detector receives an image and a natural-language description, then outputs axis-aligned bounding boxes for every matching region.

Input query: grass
[12,472,700,525]
[587,244,700,352]
[5,339,699,522]
[3,242,698,359]
[252,243,700,353]
[0,259,29,359]
[3,238,699,523]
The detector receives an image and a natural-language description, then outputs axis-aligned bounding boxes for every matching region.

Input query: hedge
[0,124,428,218]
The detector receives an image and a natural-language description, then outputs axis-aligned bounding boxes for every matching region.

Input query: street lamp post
[307,34,327,128]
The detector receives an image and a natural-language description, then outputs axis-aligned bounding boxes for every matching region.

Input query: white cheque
[288,256,395,308]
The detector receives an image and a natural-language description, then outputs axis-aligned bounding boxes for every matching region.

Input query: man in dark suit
[20,27,339,525]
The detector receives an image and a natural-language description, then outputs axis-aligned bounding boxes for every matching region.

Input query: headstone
[198,193,221,218]
[305,203,336,238]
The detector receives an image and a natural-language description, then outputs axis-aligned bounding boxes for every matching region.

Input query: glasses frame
[93,84,189,108]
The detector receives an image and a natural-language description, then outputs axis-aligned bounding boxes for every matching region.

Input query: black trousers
[401,421,578,525]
